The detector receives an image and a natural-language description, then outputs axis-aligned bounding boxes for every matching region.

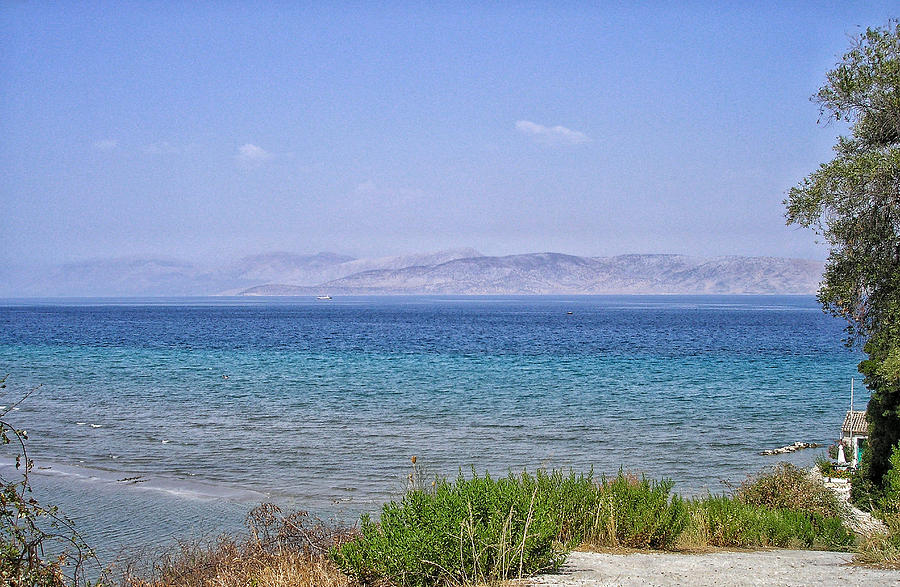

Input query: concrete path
[519,549,900,586]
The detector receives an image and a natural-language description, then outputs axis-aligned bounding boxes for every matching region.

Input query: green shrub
[879,443,900,514]
[815,515,856,550]
[736,462,845,519]
[331,469,687,586]
[332,463,854,585]
[511,469,688,550]
[855,444,900,567]
[816,455,851,479]
[687,496,852,550]
[851,465,881,512]
[582,474,688,550]
[332,470,568,586]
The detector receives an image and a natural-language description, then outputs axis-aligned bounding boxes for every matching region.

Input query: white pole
[850,378,855,467]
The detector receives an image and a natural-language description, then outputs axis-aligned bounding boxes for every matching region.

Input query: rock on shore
[759,441,820,455]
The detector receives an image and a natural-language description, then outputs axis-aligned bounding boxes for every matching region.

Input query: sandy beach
[520,549,900,586]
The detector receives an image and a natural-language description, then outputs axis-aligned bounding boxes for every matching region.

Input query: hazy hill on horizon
[0,249,823,297]
[242,252,823,296]
[0,248,481,297]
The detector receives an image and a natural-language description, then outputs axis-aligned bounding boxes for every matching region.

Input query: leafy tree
[785,21,900,488]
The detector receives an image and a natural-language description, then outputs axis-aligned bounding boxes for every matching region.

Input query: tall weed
[582,474,688,549]
[856,513,900,568]
[331,469,686,586]
[332,471,567,586]
[685,496,852,550]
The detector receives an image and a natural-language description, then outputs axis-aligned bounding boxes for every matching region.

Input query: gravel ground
[518,549,900,586]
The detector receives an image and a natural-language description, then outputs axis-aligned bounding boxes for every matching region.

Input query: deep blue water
[0,296,866,561]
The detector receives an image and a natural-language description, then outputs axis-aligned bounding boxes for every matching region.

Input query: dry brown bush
[120,504,358,587]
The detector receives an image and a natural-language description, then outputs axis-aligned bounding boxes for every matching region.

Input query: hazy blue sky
[2,2,897,266]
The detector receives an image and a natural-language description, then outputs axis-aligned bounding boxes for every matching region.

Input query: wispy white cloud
[143,141,187,155]
[235,143,274,168]
[93,138,118,151]
[515,120,590,146]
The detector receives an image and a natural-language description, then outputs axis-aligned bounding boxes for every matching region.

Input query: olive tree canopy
[785,21,900,485]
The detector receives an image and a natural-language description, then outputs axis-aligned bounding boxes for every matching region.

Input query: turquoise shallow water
[0,295,866,561]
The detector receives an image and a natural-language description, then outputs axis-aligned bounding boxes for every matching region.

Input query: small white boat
[316,295,332,300]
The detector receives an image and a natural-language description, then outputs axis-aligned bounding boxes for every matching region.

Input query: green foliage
[332,470,566,586]
[735,462,846,519]
[859,335,900,486]
[878,347,900,385]
[687,496,852,550]
[581,473,688,550]
[0,376,99,586]
[785,20,900,342]
[855,445,900,567]
[880,443,900,513]
[855,442,900,517]
[815,23,900,148]
[784,20,900,488]
[682,464,853,551]
[331,469,687,586]
[333,463,854,585]
[816,454,852,479]
[850,449,882,511]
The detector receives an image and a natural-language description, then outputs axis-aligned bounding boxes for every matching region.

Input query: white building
[841,410,869,468]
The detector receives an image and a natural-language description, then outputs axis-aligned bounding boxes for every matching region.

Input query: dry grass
[855,531,900,569]
[854,512,900,568]
[673,508,714,550]
[122,539,352,587]
[119,504,358,587]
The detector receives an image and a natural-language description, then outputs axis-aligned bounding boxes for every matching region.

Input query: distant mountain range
[1,249,824,297]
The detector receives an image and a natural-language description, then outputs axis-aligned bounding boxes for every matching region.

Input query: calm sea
[0,295,865,562]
